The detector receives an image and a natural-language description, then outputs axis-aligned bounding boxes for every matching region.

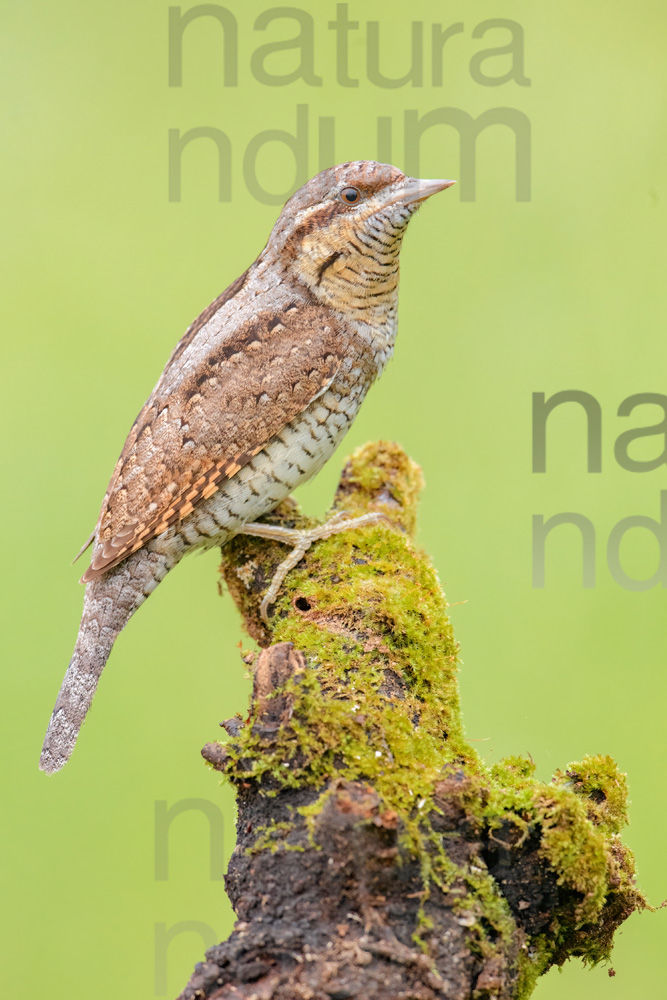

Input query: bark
[179,442,644,1000]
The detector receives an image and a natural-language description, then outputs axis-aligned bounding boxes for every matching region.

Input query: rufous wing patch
[81,448,265,582]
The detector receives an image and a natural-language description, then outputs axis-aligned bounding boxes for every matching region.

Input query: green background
[2,1,665,996]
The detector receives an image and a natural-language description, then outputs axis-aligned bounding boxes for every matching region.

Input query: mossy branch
[180,442,645,1000]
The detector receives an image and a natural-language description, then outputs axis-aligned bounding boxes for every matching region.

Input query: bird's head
[265,161,455,315]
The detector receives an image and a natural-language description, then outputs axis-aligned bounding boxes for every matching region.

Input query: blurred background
[2,1,665,996]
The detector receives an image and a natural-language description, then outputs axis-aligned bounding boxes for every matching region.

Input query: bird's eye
[340,186,361,204]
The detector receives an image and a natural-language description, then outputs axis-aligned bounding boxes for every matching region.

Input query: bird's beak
[387,177,456,207]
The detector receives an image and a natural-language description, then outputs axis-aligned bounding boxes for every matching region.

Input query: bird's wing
[82,301,342,582]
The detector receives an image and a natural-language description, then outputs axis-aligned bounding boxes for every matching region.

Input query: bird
[39,160,455,774]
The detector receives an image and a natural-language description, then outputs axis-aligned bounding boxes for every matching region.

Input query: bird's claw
[239,511,387,624]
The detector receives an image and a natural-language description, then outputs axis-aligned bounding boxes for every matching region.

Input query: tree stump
[179,442,644,1000]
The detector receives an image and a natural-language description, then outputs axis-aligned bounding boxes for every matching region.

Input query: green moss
[536,787,608,923]
[333,440,425,537]
[215,442,645,995]
[485,756,540,842]
[552,754,629,835]
[514,936,553,1000]
[482,753,640,939]
[220,468,480,817]
[245,819,305,855]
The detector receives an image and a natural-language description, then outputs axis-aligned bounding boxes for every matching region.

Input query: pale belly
[145,386,363,564]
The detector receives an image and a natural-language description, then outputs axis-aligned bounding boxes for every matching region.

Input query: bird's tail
[39,546,172,774]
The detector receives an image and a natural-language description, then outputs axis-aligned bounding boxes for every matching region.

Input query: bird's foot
[238,510,387,623]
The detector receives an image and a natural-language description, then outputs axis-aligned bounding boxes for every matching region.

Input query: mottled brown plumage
[85,304,342,579]
[40,160,454,774]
